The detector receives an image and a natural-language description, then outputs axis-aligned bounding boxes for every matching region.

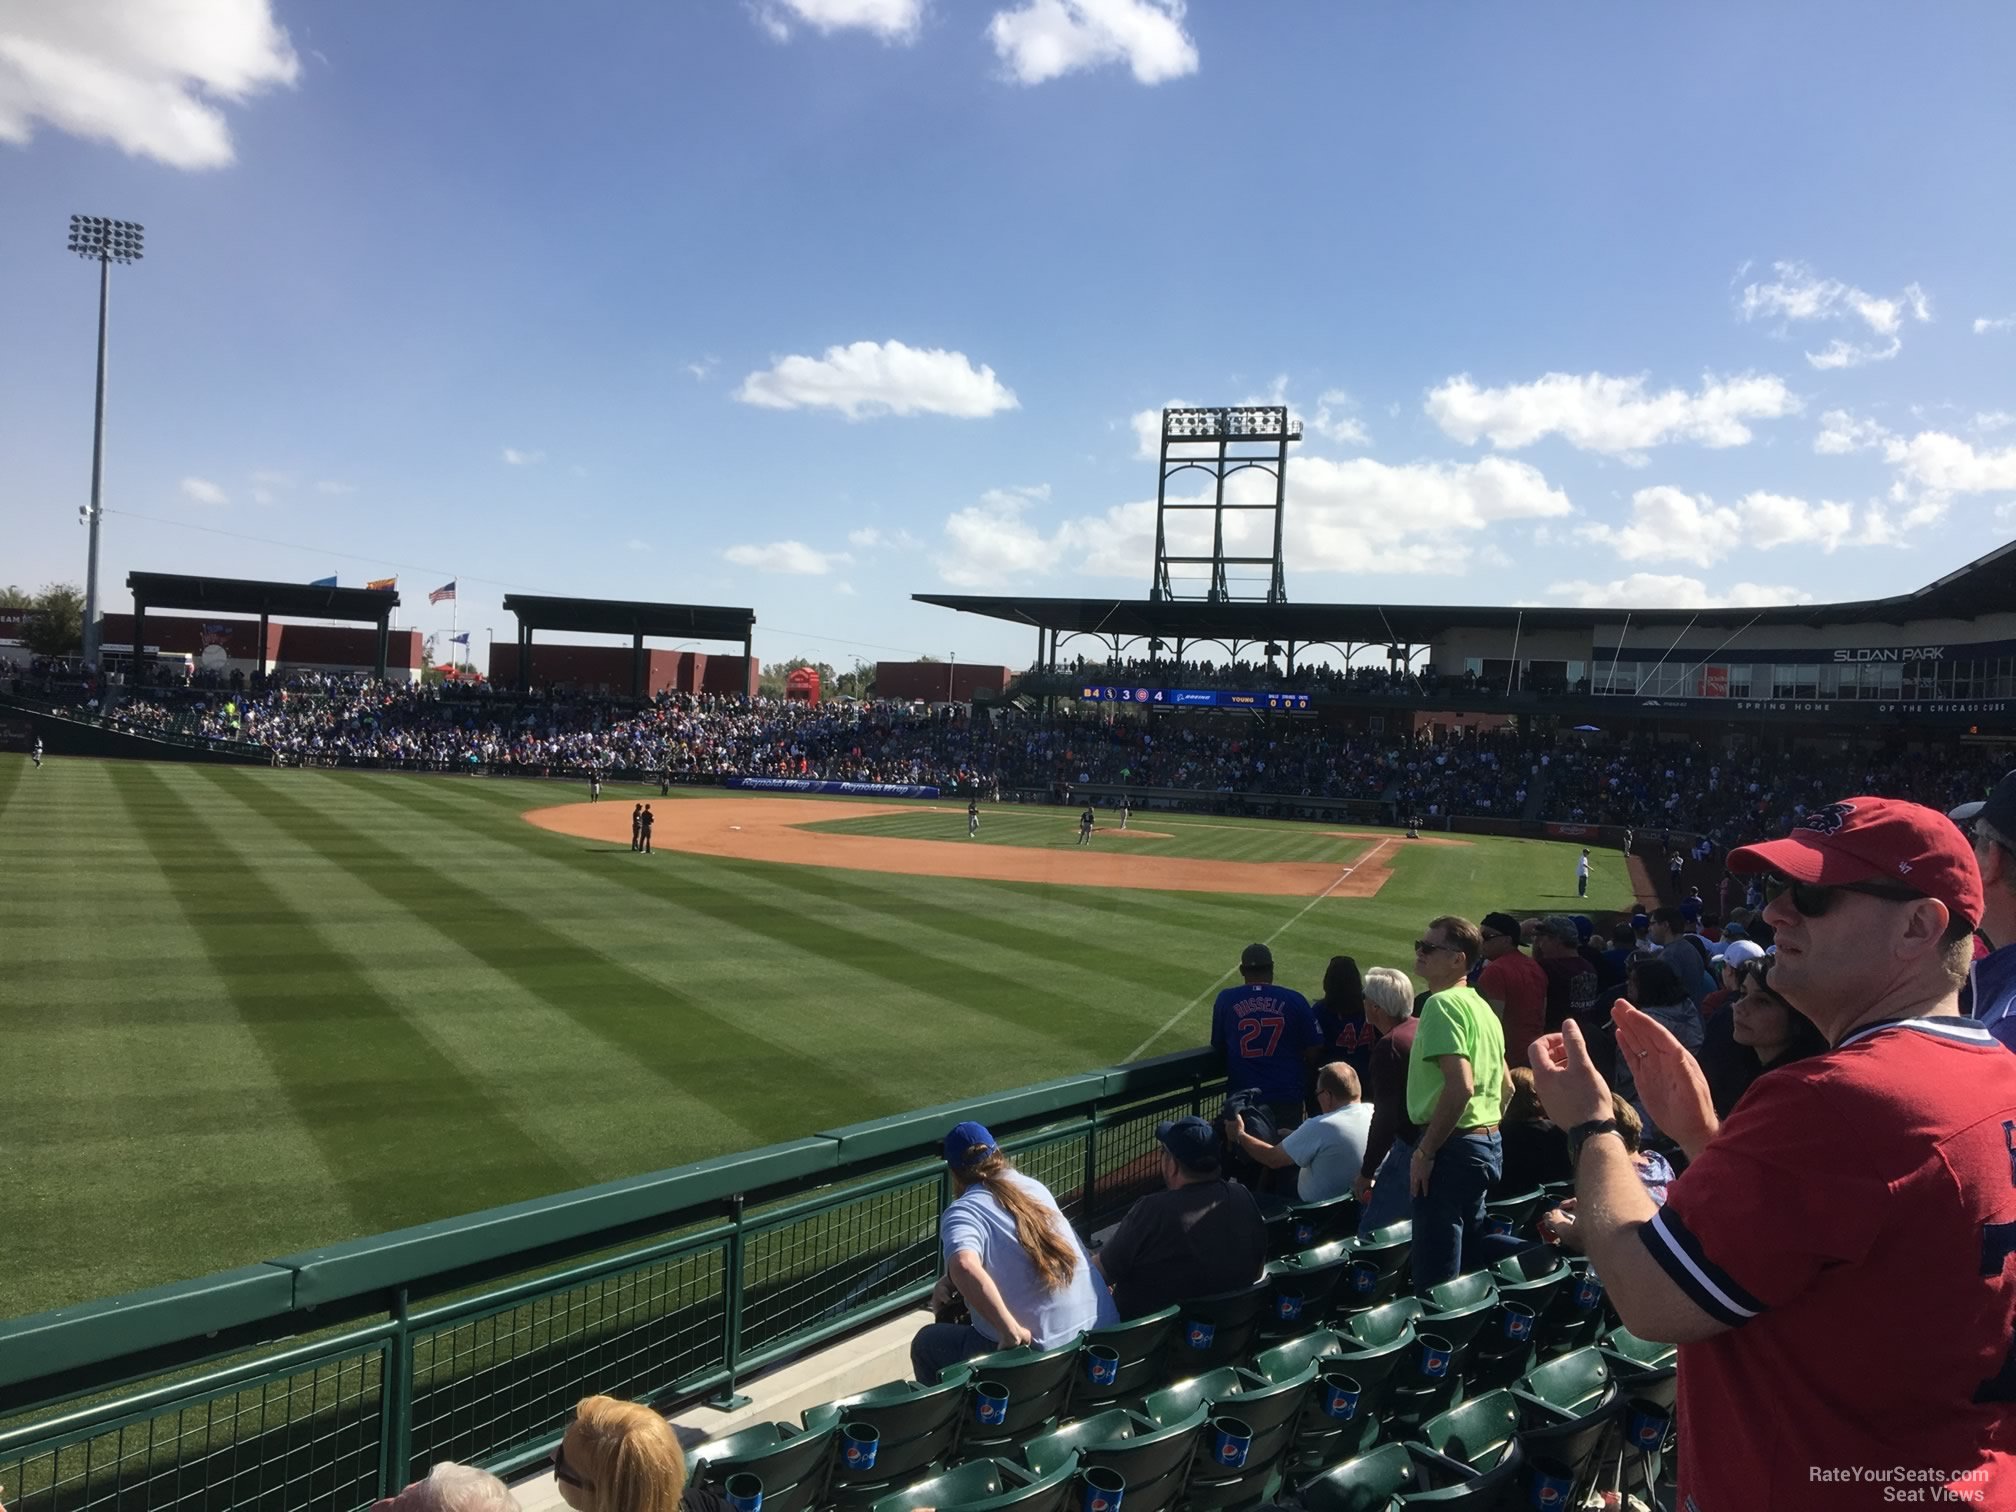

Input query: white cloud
[1975,412,2015,435]
[250,486,274,505]
[314,479,355,495]
[1974,315,2016,335]
[1546,574,1812,610]
[1310,389,1370,447]
[987,0,1197,85]
[501,447,544,466]
[1737,261,1930,369]
[834,581,858,596]
[0,0,298,169]
[848,525,920,549]
[1883,430,2016,496]
[935,457,1572,589]
[736,340,1017,419]
[624,538,652,554]
[724,540,853,574]
[1426,370,1799,459]
[1577,485,1855,565]
[753,0,924,42]
[1129,400,1189,459]
[1813,409,1892,455]
[685,354,719,381]
[249,468,294,486]
[1997,501,2016,527]
[179,476,227,505]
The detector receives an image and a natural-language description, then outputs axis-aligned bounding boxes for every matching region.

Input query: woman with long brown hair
[910,1121,1112,1383]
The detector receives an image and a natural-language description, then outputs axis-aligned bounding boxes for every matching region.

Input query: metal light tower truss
[1150,405,1299,603]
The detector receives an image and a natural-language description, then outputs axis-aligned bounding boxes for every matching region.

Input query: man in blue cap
[913,1120,1109,1383]
[1092,1115,1265,1320]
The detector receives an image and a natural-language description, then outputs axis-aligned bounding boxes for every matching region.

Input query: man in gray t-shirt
[1228,1062,1371,1203]
[1094,1116,1266,1319]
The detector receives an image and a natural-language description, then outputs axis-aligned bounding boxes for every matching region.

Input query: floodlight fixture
[69,215,145,264]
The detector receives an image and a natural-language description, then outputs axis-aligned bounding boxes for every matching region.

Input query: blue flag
[451,632,470,645]
[310,575,338,588]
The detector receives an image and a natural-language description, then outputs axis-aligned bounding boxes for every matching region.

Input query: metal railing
[0,1050,1224,1512]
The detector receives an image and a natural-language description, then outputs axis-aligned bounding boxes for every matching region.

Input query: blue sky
[3,0,2014,671]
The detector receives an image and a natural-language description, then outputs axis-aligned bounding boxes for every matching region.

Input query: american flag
[428,580,456,604]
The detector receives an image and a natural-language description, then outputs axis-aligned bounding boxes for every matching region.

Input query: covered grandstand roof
[915,538,2016,641]
[499,595,754,641]
[127,571,399,620]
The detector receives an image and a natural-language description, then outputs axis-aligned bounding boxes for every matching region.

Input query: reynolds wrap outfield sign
[725,776,941,799]
[1079,685,1313,712]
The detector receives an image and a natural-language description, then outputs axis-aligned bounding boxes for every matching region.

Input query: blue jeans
[910,1322,993,1384]
[1358,1137,1414,1238]
[1409,1131,1504,1290]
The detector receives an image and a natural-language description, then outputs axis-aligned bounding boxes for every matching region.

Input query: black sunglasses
[551,1445,588,1490]
[1414,938,1461,955]
[1766,874,1925,917]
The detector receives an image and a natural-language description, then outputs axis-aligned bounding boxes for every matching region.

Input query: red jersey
[1477,950,1548,1065]
[1642,1016,2016,1509]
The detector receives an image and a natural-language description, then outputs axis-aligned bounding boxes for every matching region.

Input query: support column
[132,597,146,685]
[632,632,646,701]
[257,610,270,679]
[375,616,390,681]
[518,623,531,691]
[1035,621,1044,672]
[743,632,754,706]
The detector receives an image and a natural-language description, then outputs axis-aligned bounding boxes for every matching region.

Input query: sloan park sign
[1831,646,1945,661]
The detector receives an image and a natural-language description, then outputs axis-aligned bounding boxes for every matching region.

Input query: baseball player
[630,803,644,851]
[968,798,980,839]
[1118,794,1131,830]
[31,737,43,768]
[589,771,602,802]
[1211,942,1322,1131]
[1576,847,1591,897]
[1078,803,1096,846]
[640,803,654,854]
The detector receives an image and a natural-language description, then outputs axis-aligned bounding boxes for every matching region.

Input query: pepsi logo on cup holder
[1186,1320,1216,1351]
[1293,1221,1315,1247]
[1276,1293,1304,1321]
[974,1381,1009,1428]
[1417,1332,1453,1380]
[1318,1372,1361,1420]
[1081,1466,1125,1512]
[1209,1416,1253,1470]
[1085,1345,1120,1387]
[840,1423,879,1473]
[725,1474,764,1512]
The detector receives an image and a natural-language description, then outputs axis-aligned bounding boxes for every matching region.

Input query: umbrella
[1572,724,1602,733]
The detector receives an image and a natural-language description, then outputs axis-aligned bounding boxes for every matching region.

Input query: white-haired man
[371,1462,519,1512]
[1528,798,2016,1509]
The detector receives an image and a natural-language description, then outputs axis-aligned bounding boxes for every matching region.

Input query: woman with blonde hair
[910,1121,1112,1383]
[550,1395,728,1512]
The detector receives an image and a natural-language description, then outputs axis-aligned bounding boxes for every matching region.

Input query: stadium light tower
[67,214,145,672]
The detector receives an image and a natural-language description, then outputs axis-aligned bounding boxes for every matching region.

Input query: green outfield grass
[0,755,1623,1318]
[805,804,1388,862]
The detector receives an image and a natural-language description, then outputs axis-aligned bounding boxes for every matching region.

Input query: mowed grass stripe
[118,763,583,1237]
[194,768,848,1144]
[4,763,354,1314]
[0,752,22,827]
[366,776,1169,1076]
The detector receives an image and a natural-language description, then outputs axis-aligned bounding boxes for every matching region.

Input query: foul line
[1124,837,1394,1063]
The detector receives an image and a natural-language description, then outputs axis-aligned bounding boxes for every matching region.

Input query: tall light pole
[68,215,144,672]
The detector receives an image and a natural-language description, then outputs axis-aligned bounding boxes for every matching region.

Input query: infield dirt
[525,795,1465,898]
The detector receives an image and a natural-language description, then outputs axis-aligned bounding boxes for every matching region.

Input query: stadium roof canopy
[499,594,754,642]
[915,538,2016,644]
[127,571,400,621]
[126,570,403,676]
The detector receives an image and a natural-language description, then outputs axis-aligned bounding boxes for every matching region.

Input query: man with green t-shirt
[1405,914,1509,1288]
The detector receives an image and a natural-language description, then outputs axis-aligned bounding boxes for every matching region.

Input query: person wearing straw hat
[1526,797,2016,1509]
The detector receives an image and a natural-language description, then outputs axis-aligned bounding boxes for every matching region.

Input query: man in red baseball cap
[1526,797,2016,1509]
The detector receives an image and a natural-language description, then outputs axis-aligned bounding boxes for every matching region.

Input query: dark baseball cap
[1240,942,1273,970]
[944,1120,996,1168]
[1951,770,2016,841]
[1156,1115,1221,1172]
[1479,911,1522,943]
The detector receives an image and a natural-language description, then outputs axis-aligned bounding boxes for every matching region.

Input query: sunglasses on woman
[1766,874,1924,917]
[551,1445,588,1490]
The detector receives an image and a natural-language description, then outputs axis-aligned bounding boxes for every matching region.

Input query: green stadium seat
[1478,1188,1543,1244]
[1389,1281,1496,1429]
[689,1418,837,1512]
[1537,1258,1610,1357]
[1072,1307,1179,1413]
[1284,1192,1362,1253]
[1261,1242,1356,1339]
[1137,1366,1246,1428]
[1511,1346,1620,1493]
[1297,1441,1418,1512]
[1486,1250,1569,1358]
[1172,1362,1317,1512]
[868,1451,1079,1512]
[1337,1223,1414,1312]
[1163,1277,1271,1374]
[1409,1390,1527,1504]
[1598,1326,1677,1412]
[959,1336,1088,1453]
[1252,1327,1346,1383]
[805,1368,974,1508]
[1339,1296,1423,1350]
[1020,1404,1206,1512]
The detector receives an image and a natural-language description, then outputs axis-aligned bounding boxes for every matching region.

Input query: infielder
[589,771,602,802]
[968,798,980,839]
[1078,803,1096,846]
[1118,794,1131,830]
[32,737,44,768]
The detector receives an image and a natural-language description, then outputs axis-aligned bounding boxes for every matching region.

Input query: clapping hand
[1613,1001,1718,1159]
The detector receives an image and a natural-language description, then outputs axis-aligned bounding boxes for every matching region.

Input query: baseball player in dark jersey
[968,798,980,839]
[1078,803,1096,846]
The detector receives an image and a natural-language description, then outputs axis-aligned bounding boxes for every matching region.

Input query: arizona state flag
[366,576,397,591]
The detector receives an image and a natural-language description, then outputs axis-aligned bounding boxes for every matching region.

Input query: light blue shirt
[941,1172,1114,1346]
[1281,1102,1373,1201]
